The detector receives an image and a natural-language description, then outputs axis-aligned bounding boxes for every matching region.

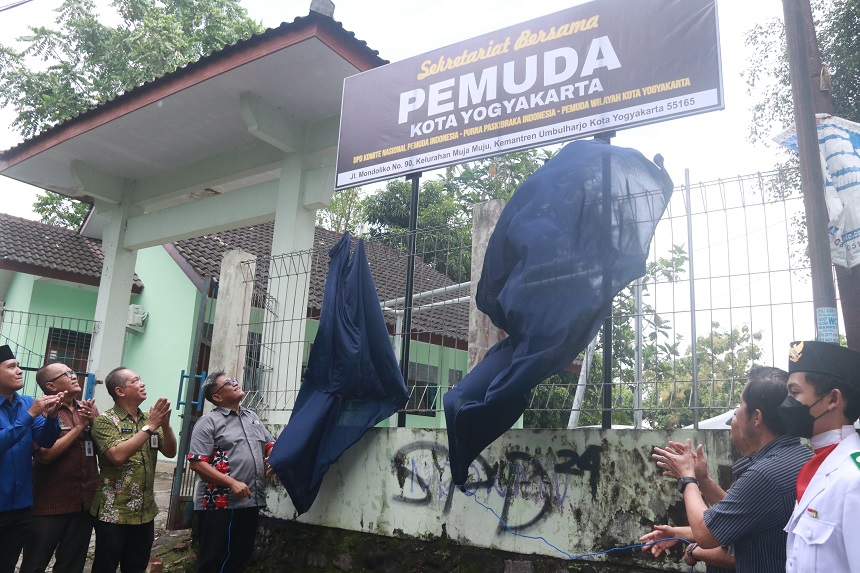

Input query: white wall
[264,428,734,570]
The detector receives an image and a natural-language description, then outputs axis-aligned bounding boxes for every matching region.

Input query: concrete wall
[263,428,735,571]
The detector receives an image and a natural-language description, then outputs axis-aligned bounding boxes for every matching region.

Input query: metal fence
[533,168,814,429]
[239,167,816,429]
[0,309,99,396]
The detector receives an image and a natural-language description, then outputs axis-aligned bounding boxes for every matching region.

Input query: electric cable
[0,0,35,13]
[465,490,694,568]
[219,508,234,573]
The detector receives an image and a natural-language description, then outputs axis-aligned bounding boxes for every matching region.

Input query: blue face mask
[777,395,828,439]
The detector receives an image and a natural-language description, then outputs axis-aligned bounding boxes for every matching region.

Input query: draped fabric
[268,232,408,514]
[444,139,674,485]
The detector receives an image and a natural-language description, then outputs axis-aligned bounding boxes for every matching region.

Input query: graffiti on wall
[391,441,601,532]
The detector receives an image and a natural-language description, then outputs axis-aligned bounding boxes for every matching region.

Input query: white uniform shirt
[785,426,860,573]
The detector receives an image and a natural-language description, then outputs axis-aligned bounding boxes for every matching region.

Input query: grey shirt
[188,406,275,510]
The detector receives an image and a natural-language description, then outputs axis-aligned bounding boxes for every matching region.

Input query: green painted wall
[121,247,199,434]
[29,280,99,318]
[3,272,35,313]
[402,338,466,429]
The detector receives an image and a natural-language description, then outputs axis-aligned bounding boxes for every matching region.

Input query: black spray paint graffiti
[391,441,601,532]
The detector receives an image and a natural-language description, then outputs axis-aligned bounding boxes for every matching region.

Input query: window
[406,362,438,416]
[45,328,92,385]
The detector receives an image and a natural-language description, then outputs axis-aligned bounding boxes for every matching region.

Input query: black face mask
[777,395,827,439]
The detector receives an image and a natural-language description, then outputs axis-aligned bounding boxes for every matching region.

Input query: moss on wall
[252,518,677,573]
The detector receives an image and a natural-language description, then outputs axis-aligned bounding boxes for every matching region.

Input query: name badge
[150,433,159,449]
[85,440,94,457]
[121,428,134,434]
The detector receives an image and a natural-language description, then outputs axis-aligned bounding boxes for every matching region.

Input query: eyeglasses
[213,378,239,396]
[48,370,77,382]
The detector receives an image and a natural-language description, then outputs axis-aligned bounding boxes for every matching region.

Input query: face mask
[777,395,828,439]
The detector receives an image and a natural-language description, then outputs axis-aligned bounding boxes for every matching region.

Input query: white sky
[0,0,788,219]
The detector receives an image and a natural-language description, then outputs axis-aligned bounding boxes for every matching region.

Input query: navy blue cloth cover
[444,139,674,485]
[268,232,408,514]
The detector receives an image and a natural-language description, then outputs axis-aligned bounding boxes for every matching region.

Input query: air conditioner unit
[127,304,148,328]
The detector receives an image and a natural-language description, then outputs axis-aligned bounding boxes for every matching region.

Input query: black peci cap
[0,345,15,364]
[787,340,860,387]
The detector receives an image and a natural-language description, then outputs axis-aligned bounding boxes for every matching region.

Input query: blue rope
[466,491,693,564]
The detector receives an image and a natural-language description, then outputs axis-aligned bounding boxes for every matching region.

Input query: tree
[744,0,860,349]
[362,178,471,282]
[1,0,263,228]
[645,322,763,429]
[818,0,860,123]
[444,148,558,215]
[744,0,859,147]
[316,187,366,235]
[31,191,91,229]
[525,244,690,429]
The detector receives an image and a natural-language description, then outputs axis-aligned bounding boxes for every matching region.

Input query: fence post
[211,250,254,392]
[398,173,422,427]
[685,170,699,429]
[468,200,507,372]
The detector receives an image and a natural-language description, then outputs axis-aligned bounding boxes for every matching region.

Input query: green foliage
[646,323,763,429]
[362,178,470,282]
[360,149,562,282]
[1,0,261,228]
[0,0,262,138]
[744,0,860,147]
[364,178,464,233]
[444,148,558,213]
[32,190,91,229]
[316,187,366,235]
[819,0,860,123]
[523,243,765,430]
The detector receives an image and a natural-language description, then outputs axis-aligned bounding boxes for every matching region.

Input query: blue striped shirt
[703,434,812,573]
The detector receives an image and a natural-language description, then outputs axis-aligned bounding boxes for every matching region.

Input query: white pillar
[89,201,140,408]
[263,154,320,424]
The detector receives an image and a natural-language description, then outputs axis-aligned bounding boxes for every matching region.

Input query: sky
[0,0,790,220]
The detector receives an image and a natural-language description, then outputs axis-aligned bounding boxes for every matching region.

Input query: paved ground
[17,460,194,573]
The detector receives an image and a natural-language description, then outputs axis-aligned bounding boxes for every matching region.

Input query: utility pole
[782,0,839,343]
[794,0,860,349]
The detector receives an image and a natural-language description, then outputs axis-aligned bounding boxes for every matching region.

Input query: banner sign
[775,115,860,269]
[335,0,723,189]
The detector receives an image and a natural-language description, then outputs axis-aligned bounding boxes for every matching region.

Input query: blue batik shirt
[0,392,60,511]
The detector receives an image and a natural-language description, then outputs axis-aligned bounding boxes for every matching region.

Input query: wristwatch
[141,425,155,436]
[686,542,699,564]
[677,477,698,493]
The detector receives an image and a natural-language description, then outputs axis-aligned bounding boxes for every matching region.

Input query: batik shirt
[90,405,164,524]
[187,406,274,510]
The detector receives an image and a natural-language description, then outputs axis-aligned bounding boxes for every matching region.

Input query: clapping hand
[653,438,697,479]
[29,393,65,418]
[76,399,96,427]
[148,398,172,430]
